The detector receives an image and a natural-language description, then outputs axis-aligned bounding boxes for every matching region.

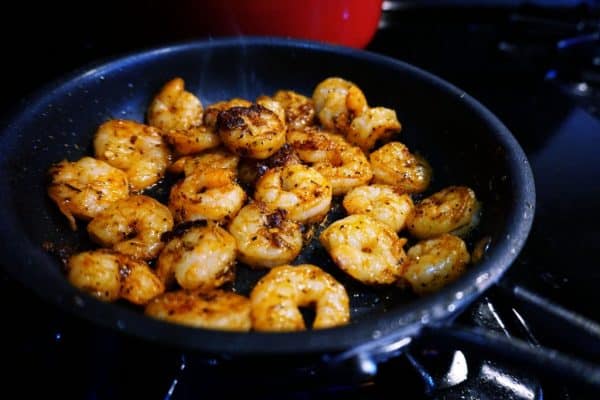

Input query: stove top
[3,2,600,398]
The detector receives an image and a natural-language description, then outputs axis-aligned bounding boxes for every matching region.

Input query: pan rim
[0,36,535,355]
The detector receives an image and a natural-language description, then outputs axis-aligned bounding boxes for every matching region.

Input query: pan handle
[416,283,600,391]
[418,324,600,390]
[496,282,600,361]
[322,284,600,391]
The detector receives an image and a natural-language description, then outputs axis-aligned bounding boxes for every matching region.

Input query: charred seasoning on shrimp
[272,90,316,129]
[228,202,303,269]
[217,104,286,159]
[237,143,302,189]
[203,98,253,130]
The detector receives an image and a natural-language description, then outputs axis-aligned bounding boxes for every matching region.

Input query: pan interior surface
[0,38,534,354]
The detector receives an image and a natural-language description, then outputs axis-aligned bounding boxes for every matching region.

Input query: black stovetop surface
[2,3,599,399]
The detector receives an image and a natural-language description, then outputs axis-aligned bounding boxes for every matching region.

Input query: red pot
[182,0,383,48]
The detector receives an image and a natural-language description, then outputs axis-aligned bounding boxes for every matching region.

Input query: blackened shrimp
[157,221,237,290]
[67,249,164,305]
[407,186,480,239]
[145,289,251,331]
[254,164,332,223]
[320,214,407,285]
[217,104,286,159]
[94,119,171,191]
[256,95,286,126]
[250,264,350,331]
[237,143,302,188]
[228,203,303,268]
[401,234,470,295]
[203,98,252,130]
[272,90,315,129]
[369,141,432,193]
[147,77,203,132]
[168,167,246,223]
[343,184,414,232]
[87,195,174,260]
[47,157,129,230]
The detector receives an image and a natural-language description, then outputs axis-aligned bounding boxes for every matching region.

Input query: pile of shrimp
[47,76,481,332]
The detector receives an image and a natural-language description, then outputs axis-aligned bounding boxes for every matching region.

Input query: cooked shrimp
[272,90,315,129]
[401,234,470,295]
[94,119,171,191]
[256,95,286,126]
[254,164,332,223]
[343,184,414,232]
[312,145,373,195]
[147,77,203,132]
[168,149,239,176]
[217,104,286,159]
[286,127,349,164]
[145,289,251,331]
[163,126,221,156]
[250,264,350,331]
[369,141,432,193]
[347,107,401,151]
[228,203,303,268]
[287,128,372,195]
[87,195,174,260]
[157,221,236,290]
[168,167,246,223]
[203,98,253,130]
[320,214,407,285]
[312,77,368,133]
[407,186,480,239]
[287,128,373,195]
[237,143,301,187]
[67,249,164,305]
[47,157,129,230]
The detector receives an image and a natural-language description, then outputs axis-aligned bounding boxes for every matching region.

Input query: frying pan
[0,37,595,388]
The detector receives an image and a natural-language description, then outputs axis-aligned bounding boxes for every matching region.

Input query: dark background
[0,1,595,105]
